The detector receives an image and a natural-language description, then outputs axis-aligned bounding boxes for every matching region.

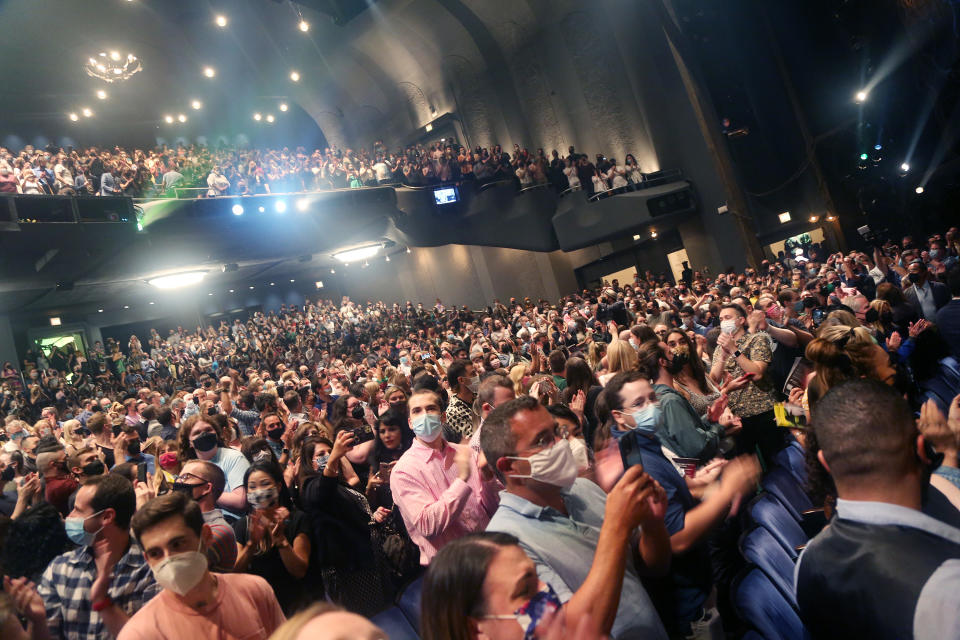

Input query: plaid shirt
[38,540,158,640]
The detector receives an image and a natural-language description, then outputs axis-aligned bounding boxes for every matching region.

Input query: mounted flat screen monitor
[433,185,459,205]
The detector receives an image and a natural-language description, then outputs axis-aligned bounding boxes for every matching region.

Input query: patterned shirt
[711,330,775,417]
[38,540,158,640]
[446,394,477,439]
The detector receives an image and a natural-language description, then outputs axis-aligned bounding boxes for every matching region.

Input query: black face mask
[351,405,365,420]
[54,460,70,474]
[171,481,210,501]
[192,431,219,452]
[82,460,105,477]
[667,351,688,375]
[127,440,141,456]
[0,466,14,482]
[266,425,285,441]
[907,273,921,285]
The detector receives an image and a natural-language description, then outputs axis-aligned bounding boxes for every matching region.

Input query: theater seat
[762,468,815,521]
[739,525,799,608]
[748,494,808,559]
[731,566,810,640]
[370,607,421,640]
[772,441,808,486]
[397,575,424,631]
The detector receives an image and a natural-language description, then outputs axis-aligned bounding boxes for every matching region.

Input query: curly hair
[177,413,223,461]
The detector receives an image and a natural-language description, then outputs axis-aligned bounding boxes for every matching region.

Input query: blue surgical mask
[630,403,662,436]
[64,510,104,547]
[411,413,444,443]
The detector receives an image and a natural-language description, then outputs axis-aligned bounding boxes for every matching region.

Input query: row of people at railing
[0,140,651,200]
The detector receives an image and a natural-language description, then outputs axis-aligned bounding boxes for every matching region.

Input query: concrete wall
[335,244,580,308]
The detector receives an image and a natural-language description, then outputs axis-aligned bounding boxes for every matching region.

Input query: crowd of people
[0,225,959,640]
[0,139,648,200]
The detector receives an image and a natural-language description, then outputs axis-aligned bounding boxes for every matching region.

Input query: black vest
[797,518,960,639]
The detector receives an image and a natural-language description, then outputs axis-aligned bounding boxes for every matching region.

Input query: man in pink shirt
[391,388,500,565]
[119,492,285,640]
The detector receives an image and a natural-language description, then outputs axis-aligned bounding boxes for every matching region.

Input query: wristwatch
[733,349,742,359]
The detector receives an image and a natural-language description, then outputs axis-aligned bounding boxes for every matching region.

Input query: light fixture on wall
[147,270,207,289]
[50,317,61,326]
[778,211,791,224]
[425,123,433,132]
[333,244,381,263]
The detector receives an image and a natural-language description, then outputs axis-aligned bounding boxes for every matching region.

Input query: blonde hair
[508,364,527,396]
[268,603,348,640]
[866,299,891,336]
[605,339,637,375]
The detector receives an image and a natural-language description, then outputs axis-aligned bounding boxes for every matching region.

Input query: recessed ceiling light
[191,99,202,110]
[69,113,79,121]
[330,269,335,274]
[253,113,262,121]
[279,103,288,112]
[96,89,107,100]
[98,309,104,312]
[164,115,174,124]
[275,201,287,213]
[109,51,121,61]
[290,279,295,283]
[385,255,390,262]
[123,305,129,309]
[289,70,300,82]
[215,14,227,27]
[315,281,323,288]
[296,198,308,211]
[149,301,155,305]
[299,19,310,32]
[258,206,265,212]
[266,114,275,123]
[203,66,216,78]
[229,289,234,293]
[249,286,255,290]
[208,292,213,296]
[82,107,93,117]
[50,317,61,326]
[270,282,275,286]
[177,114,187,123]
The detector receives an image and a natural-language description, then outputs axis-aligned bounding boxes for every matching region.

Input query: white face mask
[504,439,578,490]
[466,374,481,394]
[151,541,208,596]
[720,319,738,335]
[568,437,590,472]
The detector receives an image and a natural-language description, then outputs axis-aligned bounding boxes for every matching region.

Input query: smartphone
[137,462,147,483]
[351,426,376,444]
[380,461,396,481]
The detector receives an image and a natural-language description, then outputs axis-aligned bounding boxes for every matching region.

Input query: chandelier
[85,51,142,83]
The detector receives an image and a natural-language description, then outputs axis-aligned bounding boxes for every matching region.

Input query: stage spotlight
[915,186,924,194]
[299,20,310,32]
[874,144,882,151]
[69,113,79,121]
[900,162,910,172]
[82,107,93,117]
[96,89,107,100]
[275,201,287,213]
[203,66,216,78]
[290,70,300,82]
[859,153,868,161]
[826,214,837,222]
[215,14,227,27]
[296,198,308,211]
[148,271,207,289]
[650,230,658,238]
[253,112,262,121]
[855,90,868,103]
[279,103,288,112]
[232,204,244,215]
[177,114,187,123]
[191,99,203,110]
[809,215,819,223]
[164,115,174,124]
[266,114,275,123]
